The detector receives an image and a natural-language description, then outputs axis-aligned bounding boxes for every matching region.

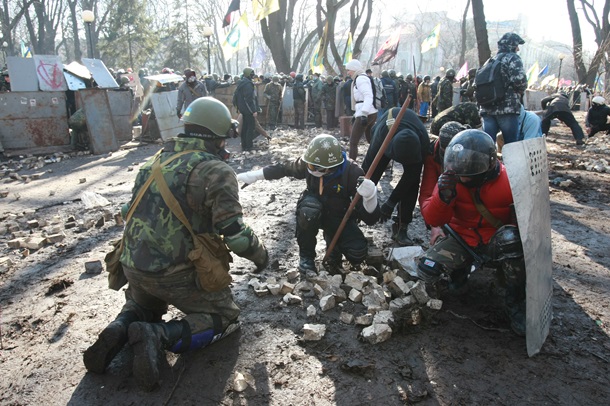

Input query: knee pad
[296,193,323,231]
[417,257,446,283]
[488,225,523,262]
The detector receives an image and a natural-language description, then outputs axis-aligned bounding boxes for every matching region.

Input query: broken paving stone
[46,233,66,244]
[95,217,105,228]
[410,281,430,304]
[22,236,46,250]
[409,308,423,325]
[284,269,299,280]
[267,283,282,295]
[373,310,395,326]
[340,312,354,324]
[344,272,370,291]
[280,282,295,295]
[0,257,14,273]
[7,239,22,249]
[360,323,392,344]
[27,220,39,229]
[0,190,8,198]
[389,296,416,311]
[354,313,374,326]
[426,298,443,310]
[387,275,411,298]
[341,359,376,378]
[114,214,124,226]
[320,294,336,311]
[254,287,269,297]
[21,248,30,257]
[248,278,262,290]
[79,178,87,184]
[65,222,77,230]
[302,323,326,341]
[84,260,104,275]
[307,304,317,318]
[283,292,302,305]
[349,288,363,303]
[233,371,254,392]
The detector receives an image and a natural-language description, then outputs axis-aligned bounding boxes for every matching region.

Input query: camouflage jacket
[262,153,379,225]
[264,82,283,104]
[479,51,527,116]
[321,83,337,110]
[121,137,243,271]
[310,78,324,102]
[430,102,482,135]
[436,78,454,112]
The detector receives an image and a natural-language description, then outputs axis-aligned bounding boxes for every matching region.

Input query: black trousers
[241,113,255,150]
[541,110,584,141]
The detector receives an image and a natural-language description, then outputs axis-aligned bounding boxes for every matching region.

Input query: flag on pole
[20,40,32,58]
[538,64,549,78]
[540,75,556,88]
[343,32,353,65]
[594,75,604,93]
[310,23,328,74]
[222,0,240,28]
[221,13,253,60]
[421,23,440,53]
[252,0,280,21]
[456,61,468,80]
[526,61,540,86]
[372,32,400,65]
[251,45,266,69]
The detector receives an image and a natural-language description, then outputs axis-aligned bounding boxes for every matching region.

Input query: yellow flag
[310,23,328,74]
[527,61,540,86]
[221,13,253,60]
[421,24,440,53]
[252,0,280,21]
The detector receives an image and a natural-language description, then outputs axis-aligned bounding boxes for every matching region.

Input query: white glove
[357,178,378,213]
[237,169,265,185]
[386,117,396,128]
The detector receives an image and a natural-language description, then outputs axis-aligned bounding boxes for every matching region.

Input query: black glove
[379,199,396,223]
[177,111,182,119]
[359,116,368,126]
[438,171,458,204]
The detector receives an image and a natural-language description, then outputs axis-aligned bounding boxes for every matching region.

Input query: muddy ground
[1,111,609,405]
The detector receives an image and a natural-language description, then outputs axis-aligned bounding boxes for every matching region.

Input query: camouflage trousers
[121,265,240,334]
[267,102,280,127]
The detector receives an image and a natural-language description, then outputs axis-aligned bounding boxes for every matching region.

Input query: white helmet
[592,95,605,105]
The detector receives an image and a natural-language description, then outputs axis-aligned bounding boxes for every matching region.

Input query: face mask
[188,76,196,83]
[307,168,326,178]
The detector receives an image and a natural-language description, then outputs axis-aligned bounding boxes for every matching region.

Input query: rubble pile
[248,261,440,345]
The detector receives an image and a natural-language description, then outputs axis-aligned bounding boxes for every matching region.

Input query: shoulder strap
[468,189,504,229]
[151,156,198,239]
[188,86,202,98]
[124,150,195,223]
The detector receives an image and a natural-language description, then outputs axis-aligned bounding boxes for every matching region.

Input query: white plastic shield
[502,137,553,357]
[151,90,182,141]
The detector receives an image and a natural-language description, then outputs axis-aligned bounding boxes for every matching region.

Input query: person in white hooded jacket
[346,59,377,161]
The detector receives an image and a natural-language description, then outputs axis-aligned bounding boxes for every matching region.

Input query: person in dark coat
[540,92,585,145]
[586,95,610,137]
[233,67,259,151]
[362,108,430,246]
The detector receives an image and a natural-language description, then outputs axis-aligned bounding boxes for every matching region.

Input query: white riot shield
[503,137,553,357]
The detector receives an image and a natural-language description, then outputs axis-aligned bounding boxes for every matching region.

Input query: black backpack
[475,53,506,106]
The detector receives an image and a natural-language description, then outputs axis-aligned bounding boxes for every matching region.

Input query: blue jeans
[482,113,520,144]
[419,102,429,116]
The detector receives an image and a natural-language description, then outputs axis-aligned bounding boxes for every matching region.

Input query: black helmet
[444,129,497,176]
[424,75,431,81]
[406,74,413,81]
[445,69,456,78]
[296,74,304,81]
[388,69,396,78]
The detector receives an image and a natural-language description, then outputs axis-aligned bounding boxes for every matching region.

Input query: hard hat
[183,97,238,138]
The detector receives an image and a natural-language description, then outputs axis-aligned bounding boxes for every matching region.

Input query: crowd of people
[81,32,610,391]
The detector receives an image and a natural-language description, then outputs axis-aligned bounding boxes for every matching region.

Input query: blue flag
[538,65,549,78]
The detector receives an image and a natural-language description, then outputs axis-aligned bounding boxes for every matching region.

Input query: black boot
[393,223,414,246]
[128,320,184,391]
[83,311,139,374]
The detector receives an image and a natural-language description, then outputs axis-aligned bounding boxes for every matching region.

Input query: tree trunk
[459,0,471,66]
[471,0,490,65]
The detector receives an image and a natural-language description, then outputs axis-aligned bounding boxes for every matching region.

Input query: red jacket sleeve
[418,152,442,215]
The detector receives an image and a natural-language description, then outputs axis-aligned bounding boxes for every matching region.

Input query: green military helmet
[272,74,280,82]
[243,67,255,77]
[326,76,334,84]
[183,97,238,138]
[381,70,389,78]
[302,134,344,169]
[388,69,396,78]
[334,76,341,82]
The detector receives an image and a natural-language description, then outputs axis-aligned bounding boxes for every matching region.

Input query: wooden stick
[322,95,412,262]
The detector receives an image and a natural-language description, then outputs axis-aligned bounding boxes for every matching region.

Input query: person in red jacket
[418,121,469,245]
[416,129,526,336]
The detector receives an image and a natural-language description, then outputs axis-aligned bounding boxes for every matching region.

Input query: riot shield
[502,137,553,357]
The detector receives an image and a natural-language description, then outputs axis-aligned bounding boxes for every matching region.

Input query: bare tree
[459,0,471,66]
[0,0,36,56]
[567,0,610,87]
[471,0,490,65]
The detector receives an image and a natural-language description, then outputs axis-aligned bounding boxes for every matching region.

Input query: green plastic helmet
[326,76,334,84]
[243,67,255,77]
[272,74,280,82]
[183,97,237,138]
[388,69,396,78]
[381,70,389,78]
[302,134,344,169]
[334,76,341,82]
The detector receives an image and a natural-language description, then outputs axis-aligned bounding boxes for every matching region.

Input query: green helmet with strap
[183,97,237,138]
[302,134,344,168]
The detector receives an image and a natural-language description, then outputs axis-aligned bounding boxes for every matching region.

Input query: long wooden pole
[323,95,412,262]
